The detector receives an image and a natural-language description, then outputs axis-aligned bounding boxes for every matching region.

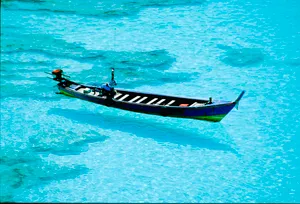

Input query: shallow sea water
[1,0,299,202]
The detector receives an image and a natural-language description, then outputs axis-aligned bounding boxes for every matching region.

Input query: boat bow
[234,90,246,110]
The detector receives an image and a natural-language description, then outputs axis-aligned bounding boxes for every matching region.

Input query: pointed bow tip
[234,90,246,110]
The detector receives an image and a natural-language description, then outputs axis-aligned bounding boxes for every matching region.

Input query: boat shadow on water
[49,108,239,155]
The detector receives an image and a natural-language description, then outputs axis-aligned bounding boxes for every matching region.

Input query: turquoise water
[1,0,299,202]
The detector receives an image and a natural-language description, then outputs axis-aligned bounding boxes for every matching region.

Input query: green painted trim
[193,114,227,122]
[60,90,75,98]
[168,114,228,122]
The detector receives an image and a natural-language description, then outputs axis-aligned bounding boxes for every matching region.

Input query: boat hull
[58,87,236,122]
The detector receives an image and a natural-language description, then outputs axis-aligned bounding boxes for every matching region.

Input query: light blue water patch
[1,0,299,202]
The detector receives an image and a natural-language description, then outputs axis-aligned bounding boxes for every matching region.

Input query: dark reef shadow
[217,44,264,67]
[0,148,89,202]
[2,0,207,19]
[30,135,109,156]
[48,108,238,154]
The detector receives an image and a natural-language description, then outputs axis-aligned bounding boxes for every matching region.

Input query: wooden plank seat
[165,100,175,106]
[136,96,148,103]
[129,96,141,103]
[70,84,82,90]
[155,99,165,105]
[78,87,91,94]
[88,91,96,96]
[114,92,122,99]
[118,94,129,101]
[147,98,158,105]
[190,102,205,107]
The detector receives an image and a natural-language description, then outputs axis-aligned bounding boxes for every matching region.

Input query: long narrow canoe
[49,70,245,122]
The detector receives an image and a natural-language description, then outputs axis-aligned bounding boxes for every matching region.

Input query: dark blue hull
[58,85,241,122]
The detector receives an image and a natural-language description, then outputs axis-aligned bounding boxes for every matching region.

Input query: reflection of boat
[47,69,245,122]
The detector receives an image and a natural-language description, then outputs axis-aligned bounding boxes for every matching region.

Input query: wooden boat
[48,69,245,122]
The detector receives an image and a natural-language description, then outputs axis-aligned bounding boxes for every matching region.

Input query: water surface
[1,0,299,202]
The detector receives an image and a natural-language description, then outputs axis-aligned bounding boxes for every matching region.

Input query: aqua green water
[1,0,299,202]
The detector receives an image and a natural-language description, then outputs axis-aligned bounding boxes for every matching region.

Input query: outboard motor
[52,69,63,81]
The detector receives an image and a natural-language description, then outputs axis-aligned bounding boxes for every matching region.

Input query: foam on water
[1,0,299,202]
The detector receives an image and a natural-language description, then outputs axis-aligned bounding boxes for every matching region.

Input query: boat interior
[67,83,211,107]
